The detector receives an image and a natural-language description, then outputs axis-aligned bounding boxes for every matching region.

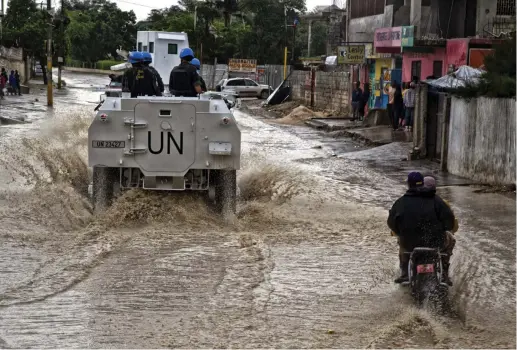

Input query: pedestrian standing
[387,81,396,129]
[404,82,416,132]
[393,83,404,130]
[14,70,21,95]
[351,82,362,121]
[359,83,370,121]
[9,70,16,96]
[0,68,7,99]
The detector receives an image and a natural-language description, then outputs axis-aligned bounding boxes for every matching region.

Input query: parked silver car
[216,78,271,99]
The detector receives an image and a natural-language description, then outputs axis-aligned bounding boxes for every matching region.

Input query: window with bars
[497,0,516,16]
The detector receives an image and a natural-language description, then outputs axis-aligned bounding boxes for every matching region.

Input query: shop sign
[365,43,394,59]
[228,58,257,73]
[401,26,414,47]
[374,27,402,48]
[446,39,468,67]
[337,45,365,64]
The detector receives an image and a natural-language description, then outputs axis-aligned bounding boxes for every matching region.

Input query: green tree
[3,0,48,61]
[64,0,136,62]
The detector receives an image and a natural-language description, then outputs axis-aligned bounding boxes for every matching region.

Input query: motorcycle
[403,247,449,308]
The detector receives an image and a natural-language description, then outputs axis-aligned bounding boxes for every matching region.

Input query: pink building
[402,48,447,83]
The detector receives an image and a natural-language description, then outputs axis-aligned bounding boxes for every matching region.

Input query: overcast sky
[113,0,332,21]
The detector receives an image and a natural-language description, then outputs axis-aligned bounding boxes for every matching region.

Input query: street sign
[337,45,365,64]
[228,58,257,73]
[401,26,415,47]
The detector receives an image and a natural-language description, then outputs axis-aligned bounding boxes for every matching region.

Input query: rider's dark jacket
[387,188,455,250]
[169,62,199,97]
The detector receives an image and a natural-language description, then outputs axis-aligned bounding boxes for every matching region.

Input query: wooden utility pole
[57,0,63,89]
[46,0,53,106]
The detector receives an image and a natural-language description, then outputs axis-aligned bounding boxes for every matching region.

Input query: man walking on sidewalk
[14,70,21,95]
[351,82,362,121]
[404,82,416,131]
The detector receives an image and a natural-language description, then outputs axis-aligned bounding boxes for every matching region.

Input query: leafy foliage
[4,0,330,66]
[3,0,48,60]
[143,0,314,64]
[64,0,136,63]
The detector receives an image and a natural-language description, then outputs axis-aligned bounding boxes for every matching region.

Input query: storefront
[373,27,403,108]
[401,28,447,83]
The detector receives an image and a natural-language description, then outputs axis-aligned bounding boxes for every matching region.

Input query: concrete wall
[0,58,26,83]
[290,69,350,114]
[348,6,394,42]
[64,67,113,75]
[447,97,516,185]
[476,0,498,36]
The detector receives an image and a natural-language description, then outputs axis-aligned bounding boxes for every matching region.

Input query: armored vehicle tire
[260,90,269,99]
[92,166,117,214]
[211,169,237,215]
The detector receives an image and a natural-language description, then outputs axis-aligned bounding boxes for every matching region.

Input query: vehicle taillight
[416,264,435,274]
[222,117,230,125]
[100,113,108,122]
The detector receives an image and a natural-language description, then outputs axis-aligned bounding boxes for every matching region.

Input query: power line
[113,0,159,9]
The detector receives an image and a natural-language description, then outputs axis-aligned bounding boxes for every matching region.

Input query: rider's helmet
[191,58,201,69]
[128,51,144,64]
[142,52,153,64]
[179,47,195,61]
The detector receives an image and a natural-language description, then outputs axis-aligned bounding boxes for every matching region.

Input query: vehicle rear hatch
[131,101,196,175]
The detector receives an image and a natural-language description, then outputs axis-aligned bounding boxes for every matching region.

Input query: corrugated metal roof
[427,65,484,89]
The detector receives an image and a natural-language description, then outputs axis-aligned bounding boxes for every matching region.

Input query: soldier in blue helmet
[190,58,207,93]
[142,52,164,93]
[122,51,161,97]
[169,47,201,97]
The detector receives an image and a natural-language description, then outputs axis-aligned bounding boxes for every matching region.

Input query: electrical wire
[112,0,159,9]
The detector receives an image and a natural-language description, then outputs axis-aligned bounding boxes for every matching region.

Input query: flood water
[0,72,514,348]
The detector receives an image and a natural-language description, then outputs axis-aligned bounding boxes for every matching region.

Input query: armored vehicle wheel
[92,166,117,214]
[211,169,237,217]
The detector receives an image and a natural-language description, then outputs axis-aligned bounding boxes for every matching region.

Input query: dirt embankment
[241,99,334,126]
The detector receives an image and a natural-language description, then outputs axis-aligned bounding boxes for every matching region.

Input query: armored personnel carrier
[88,92,241,217]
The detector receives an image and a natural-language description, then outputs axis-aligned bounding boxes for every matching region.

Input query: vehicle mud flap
[92,166,117,214]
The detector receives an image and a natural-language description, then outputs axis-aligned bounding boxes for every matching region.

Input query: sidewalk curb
[338,129,389,146]
[304,118,357,132]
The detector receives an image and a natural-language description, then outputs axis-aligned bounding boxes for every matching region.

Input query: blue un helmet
[179,47,195,61]
[128,51,144,64]
[191,58,201,69]
[142,52,153,64]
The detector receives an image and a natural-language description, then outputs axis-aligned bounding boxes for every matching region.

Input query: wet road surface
[0,71,514,348]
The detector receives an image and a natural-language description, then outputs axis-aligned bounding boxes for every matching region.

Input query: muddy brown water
[0,72,514,348]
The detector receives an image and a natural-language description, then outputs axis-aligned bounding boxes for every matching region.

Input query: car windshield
[217,79,226,86]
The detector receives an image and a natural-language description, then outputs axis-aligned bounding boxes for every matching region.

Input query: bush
[96,60,123,70]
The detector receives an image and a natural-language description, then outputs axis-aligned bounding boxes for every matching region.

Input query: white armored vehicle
[88,92,241,216]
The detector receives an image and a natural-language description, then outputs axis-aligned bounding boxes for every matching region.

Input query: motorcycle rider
[387,172,456,284]
[190,58,207,93]
[422,176,458,286]
[169,47,200,97]
[142,52,164,93]
[122,51,161,97]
